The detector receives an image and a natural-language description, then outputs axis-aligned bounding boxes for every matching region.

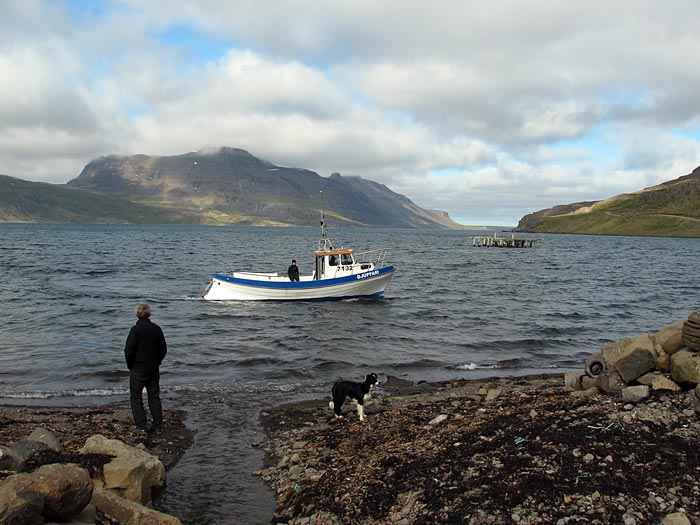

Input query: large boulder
[596,370,625,396]
[614,343,656,383]
[670,350,700,385]
[0,476,44,525]
[601,337,631,367]
[91,487,182,525]
[82,435,165,505]
[653,320,684,348]
[682,312,700,352]
[661,333,686,356]
[17,464,94,521]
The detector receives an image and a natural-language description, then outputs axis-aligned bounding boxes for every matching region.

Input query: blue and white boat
[203,213,396,301]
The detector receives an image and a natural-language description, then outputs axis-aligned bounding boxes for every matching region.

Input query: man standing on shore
[124,303,167,434]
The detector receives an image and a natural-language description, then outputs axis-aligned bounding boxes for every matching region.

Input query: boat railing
[354,249,390,268]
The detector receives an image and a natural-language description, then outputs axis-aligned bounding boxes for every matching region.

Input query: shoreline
[257,372,700,525]
[3,371,700,524]
[0,402,194,476]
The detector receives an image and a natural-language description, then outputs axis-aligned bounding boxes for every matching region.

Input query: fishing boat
[202,211,396,301]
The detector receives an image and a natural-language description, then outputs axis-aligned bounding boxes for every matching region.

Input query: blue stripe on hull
[213,266,395,289]
[266,290,386,302]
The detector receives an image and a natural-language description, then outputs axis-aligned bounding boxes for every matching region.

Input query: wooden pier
[471,233,542,248]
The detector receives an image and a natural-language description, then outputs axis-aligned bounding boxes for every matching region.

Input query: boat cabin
[313,249,374,280]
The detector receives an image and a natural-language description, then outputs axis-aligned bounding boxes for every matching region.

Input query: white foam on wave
[455,363,499,370]
[0,387,127,400]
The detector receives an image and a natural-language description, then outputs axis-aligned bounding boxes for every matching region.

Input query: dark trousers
[129,369,162,428]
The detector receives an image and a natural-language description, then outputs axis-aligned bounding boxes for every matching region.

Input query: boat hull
[203,266,395,301]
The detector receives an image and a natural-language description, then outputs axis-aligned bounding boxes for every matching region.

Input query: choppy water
[1,223,698,523]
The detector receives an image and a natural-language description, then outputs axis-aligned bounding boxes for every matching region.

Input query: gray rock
[601,338,632,367]
[615,345,656,383]
[10,439,50,463]
[636,372,658,385]
[27,427,65,453]
[564,372,585,391]
[654,320,684,348]
[661,333,686,356]
[622,385,650,403]
[670,350,700,385]
[0,445,23,472]
[596,370,625,395]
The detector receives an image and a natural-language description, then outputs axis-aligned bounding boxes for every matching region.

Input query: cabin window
[341,253,354,265]
[329,255,339,266]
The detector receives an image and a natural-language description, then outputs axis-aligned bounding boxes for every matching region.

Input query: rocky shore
[3,314,700,524]
[0,404,193,524]
[258,375,698,525]
[257,314,700,525]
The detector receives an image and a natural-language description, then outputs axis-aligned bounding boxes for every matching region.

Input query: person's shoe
[149,425,163,435]
[130,424,147,434]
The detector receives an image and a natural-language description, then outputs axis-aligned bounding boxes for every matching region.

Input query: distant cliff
[514,166,700,237]
[1,147,463,228]
[66,147,463,228]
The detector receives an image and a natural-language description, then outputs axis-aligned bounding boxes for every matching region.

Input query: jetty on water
[472,232,542,248]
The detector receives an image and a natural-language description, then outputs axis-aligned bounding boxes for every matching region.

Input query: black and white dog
[328,373,379,422]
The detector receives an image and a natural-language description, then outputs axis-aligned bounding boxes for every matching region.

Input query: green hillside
[515,167,700,237]
[0,174,201,224]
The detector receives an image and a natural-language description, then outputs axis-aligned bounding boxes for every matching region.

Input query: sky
[2,1,700,226]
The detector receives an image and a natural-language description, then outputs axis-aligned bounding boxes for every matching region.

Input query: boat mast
[319,190,334,252]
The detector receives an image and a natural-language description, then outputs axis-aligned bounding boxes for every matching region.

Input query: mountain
[64,147,462,228]
[514,166,700,237]
[0,174,201,223]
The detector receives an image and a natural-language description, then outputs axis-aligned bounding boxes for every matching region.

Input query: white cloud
[1,0,699,223]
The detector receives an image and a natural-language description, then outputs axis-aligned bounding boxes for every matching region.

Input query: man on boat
[124,303,168,434]
[288,259,300,281]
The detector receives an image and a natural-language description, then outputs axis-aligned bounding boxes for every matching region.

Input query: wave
[0,387,128,400]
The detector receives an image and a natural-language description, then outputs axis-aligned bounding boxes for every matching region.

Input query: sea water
[1,223,698,523]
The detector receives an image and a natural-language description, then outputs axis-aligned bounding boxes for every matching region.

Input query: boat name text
[356,270,379,280]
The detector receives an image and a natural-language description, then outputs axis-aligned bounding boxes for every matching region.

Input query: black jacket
[288,264,300,281]
[124,318,167,374]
